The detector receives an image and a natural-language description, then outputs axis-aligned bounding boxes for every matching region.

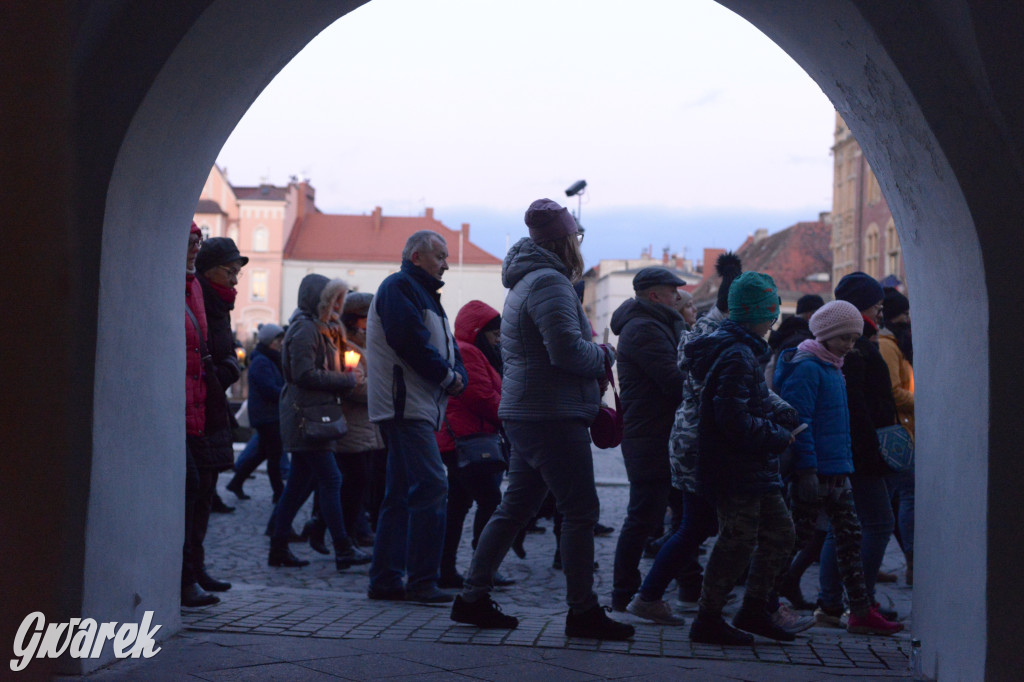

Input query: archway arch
[5,1,1022,679]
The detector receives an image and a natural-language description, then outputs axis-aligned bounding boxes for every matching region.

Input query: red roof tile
[284,211,501,265]
[692,221,833,305]
[195,199,225,215]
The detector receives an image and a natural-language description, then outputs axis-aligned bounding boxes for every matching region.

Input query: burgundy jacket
[435,300,502,453]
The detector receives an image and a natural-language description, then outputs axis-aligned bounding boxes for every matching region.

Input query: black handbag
[445,419,507,473]
[299,399,348,442]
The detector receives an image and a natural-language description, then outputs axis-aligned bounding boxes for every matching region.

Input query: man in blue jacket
[366,230,467,604]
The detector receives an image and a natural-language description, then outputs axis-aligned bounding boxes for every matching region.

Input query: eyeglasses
[575,232,585,244]
[218,265,242,278]
[188,236,203,250]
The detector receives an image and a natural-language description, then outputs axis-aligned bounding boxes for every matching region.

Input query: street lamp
[565,179,587,228]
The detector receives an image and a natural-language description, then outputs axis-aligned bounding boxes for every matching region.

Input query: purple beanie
[525,198,578,242]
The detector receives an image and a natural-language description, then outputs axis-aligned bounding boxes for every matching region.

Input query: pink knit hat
[809,300,863,341]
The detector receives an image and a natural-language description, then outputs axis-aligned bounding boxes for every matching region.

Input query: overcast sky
[216,0,837,268]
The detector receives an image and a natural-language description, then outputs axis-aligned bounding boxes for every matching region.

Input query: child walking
[685,272,799,645]
[773,300,903,635]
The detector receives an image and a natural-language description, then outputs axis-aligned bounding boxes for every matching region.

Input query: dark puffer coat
[842,320,898,475]
[688,319,792,496]
[279,275,359,453]
[190,274,242,471]
[246,344,284,428]
[609,297,685,482]
[498,238,608,422]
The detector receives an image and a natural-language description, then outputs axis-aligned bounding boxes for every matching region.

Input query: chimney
[662,247,670,266]
[425,207,434,221]
[461,222,470,242]
[373,206,382,232]
[754,228,769,243]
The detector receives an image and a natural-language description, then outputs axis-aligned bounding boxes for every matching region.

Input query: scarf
[207,279,237,305]
[797,338,845,369]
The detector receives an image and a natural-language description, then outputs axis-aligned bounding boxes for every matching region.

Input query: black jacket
[609,297,685,481]
[842,322,898,476]
[191,275,241,471]
[688,319,792,496]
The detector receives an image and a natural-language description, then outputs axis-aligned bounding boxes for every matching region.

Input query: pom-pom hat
[809,300,864,341]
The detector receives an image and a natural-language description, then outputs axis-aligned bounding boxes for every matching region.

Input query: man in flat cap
[608,267,688,622]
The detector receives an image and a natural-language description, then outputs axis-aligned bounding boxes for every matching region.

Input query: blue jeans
[464,419,599,612]
[819,472,894,607]
[886,467,915,556]
[639,490,718,601]
[369,420,448,593]
[235,432,260,473]
[273,450,349,553]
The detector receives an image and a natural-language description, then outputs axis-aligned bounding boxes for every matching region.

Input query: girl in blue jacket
[774,300,902,636]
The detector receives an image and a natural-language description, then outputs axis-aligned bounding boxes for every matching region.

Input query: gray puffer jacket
[498,237,609,422]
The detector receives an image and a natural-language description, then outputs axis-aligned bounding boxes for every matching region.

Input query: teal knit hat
[727,271,780,323]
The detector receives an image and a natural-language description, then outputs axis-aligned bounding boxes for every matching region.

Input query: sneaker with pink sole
[847,606,904,635]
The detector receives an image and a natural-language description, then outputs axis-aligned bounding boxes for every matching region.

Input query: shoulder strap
[185,304,210,359]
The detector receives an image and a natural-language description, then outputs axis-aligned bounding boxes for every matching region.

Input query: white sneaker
[626,596,687,625]
[772,603,815,634]
[813,605,845,628]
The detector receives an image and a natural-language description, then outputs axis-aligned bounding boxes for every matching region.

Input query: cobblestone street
[79,444,916,680]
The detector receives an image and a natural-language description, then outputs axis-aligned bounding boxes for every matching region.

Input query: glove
[776,407,801,430]
[599,343,616,365]
[796,470,819,504]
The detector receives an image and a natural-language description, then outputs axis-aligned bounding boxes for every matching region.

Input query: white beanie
[809,300,863,341]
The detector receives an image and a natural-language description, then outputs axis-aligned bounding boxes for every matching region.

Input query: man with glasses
[187,236,248,598]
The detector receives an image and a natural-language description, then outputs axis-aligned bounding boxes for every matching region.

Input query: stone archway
[4,1,1022,679]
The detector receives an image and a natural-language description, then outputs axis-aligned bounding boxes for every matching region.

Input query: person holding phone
[773,300,902,635]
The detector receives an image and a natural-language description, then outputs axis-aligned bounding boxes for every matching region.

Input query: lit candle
[343,350,361,371]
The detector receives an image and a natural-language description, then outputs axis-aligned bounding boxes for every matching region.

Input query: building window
[227,225,239,243]
[199,223,211,240]
[864,224,880,278]
[253,225,269,252]
[886,221,901,275]
[251,270,268,301]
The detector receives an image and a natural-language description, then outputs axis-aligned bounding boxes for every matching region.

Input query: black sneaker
[689,611,753,645]
[733,603,796,642]
[451,595,519,629]
[593,523,615,537]
[565,605,635,640]
[367,586,406,601]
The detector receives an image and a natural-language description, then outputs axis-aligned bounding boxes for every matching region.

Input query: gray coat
[498,237,608,422]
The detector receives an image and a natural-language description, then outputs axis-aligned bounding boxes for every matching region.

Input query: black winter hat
[796,294,825,315]
[882,287,910,324]
[196,237,248,273]
[715,252,742,313]
[835,271,884,311]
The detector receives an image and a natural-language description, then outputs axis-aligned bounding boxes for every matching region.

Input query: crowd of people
[181,198,915,645]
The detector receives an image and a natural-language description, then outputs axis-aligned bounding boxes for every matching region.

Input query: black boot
[268,543,310,567]
[335,543,372,570]
[777,573,815,611]
[211,494,235,514]
[307,518,329,555]
[689,609,753,645]
[181,582,220,607]
[197,567,232,592]
[732,598,796,642]
[565,604,635,640]
[225,476,250,500]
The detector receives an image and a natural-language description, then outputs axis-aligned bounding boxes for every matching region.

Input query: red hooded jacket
[436,300,502,453]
